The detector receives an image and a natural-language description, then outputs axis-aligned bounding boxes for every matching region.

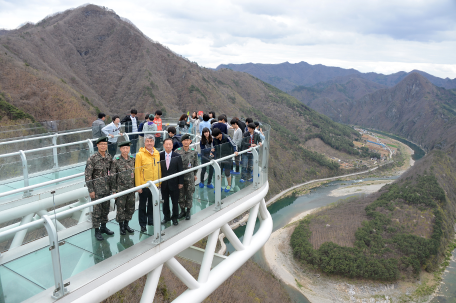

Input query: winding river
[225,177,397,302]
[225,176,455,302]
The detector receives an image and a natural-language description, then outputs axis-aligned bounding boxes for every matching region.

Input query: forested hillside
[291,145,456,285]
[0,4,376,198]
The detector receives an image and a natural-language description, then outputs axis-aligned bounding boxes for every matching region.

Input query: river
[225,177,397,302]
[225,175,456,302]
[364,128,426,160]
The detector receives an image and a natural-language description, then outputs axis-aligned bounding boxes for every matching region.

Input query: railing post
[52,133,59,169]
[210,160,222,210]
[149,182,162,244]
[19,150,30,197]
[42,214,68,299]
[261,141,268,186]
[251,148,259,189]
[87,139,94,156]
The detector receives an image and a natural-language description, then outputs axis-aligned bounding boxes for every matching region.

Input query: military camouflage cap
[96,137,109,144]
[181,134,192,141]
[118,141,131,147]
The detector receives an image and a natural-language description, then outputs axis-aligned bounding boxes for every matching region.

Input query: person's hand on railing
[90,192,95,199]
[234,151,239,156]
[109,134,114,138]
[137,189,142,194]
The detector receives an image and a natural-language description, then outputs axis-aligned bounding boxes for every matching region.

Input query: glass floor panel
[3,244,101,289]
[0,265,45,303]
[110,210,155,235]
[66,222,151,262]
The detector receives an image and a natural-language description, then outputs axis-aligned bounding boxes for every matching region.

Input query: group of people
[91,109,164,158]
[87,109,265,241]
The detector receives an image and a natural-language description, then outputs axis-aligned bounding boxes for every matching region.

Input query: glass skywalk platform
[0,121,270,303]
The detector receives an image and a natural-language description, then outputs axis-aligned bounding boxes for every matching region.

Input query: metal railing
[0,131,205,200]
[0,142,267,299]
[0,131,170,194]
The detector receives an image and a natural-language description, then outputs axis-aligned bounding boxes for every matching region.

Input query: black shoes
[124,221,134,233]
[140,226,147,233]
[161,218,170,225]
[100,223,114,235]
[172,218,178,226]
[119,222,126,235]
[94,228,104,241]
[177,208,186,219]
[186,208,191,220]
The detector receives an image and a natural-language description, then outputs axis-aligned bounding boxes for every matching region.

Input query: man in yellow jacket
[135,134,161,233]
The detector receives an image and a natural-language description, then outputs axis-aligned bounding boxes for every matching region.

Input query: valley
[1,4,455,303]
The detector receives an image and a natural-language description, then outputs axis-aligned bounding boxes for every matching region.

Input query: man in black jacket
[160,138,184,225]
[167,126,183,151]
[240,123,262,183]
[212,128,238,192]
[121,109,140,154]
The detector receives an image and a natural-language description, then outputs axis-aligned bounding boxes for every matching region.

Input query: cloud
[0,0,455,78]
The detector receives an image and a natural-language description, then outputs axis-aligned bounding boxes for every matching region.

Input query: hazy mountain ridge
[344,73,456,151]
[217,61,456,90]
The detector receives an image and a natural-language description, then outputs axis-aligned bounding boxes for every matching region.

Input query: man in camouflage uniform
[85,137,115,241]
[175,134,198,220]
[110,141,137,235]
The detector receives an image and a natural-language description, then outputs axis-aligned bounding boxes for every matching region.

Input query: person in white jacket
[230,118,243,174]
[142,114,158,135]
[102,115,123,158]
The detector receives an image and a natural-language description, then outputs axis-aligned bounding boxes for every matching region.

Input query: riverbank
[261,136,421,302]
[264,185,405,302]
[261,140,456,303]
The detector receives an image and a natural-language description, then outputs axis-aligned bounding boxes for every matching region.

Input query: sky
[1,0,456,79]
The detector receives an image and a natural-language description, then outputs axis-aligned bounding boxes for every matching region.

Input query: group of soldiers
[85,134,198,241]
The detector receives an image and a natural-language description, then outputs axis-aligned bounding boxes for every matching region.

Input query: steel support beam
[9,213,34,249]
[172,207,273,303]
[140,265,163,303]
[221,223,244,251]
[166,257,200,290]
[243,203,259,246]
[177,246,227,267]
[198,228,220,283]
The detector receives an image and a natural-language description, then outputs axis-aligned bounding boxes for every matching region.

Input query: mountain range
[0,4,366,198]
[218,62,456,151]
[217,61,456,91]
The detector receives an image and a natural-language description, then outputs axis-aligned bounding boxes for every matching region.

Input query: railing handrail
[0,145,261,241]
[0,131,202,197]
[0,172,85,198]
[0,120,181,147]
[0,129,92,146]
[0,131,169,159]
